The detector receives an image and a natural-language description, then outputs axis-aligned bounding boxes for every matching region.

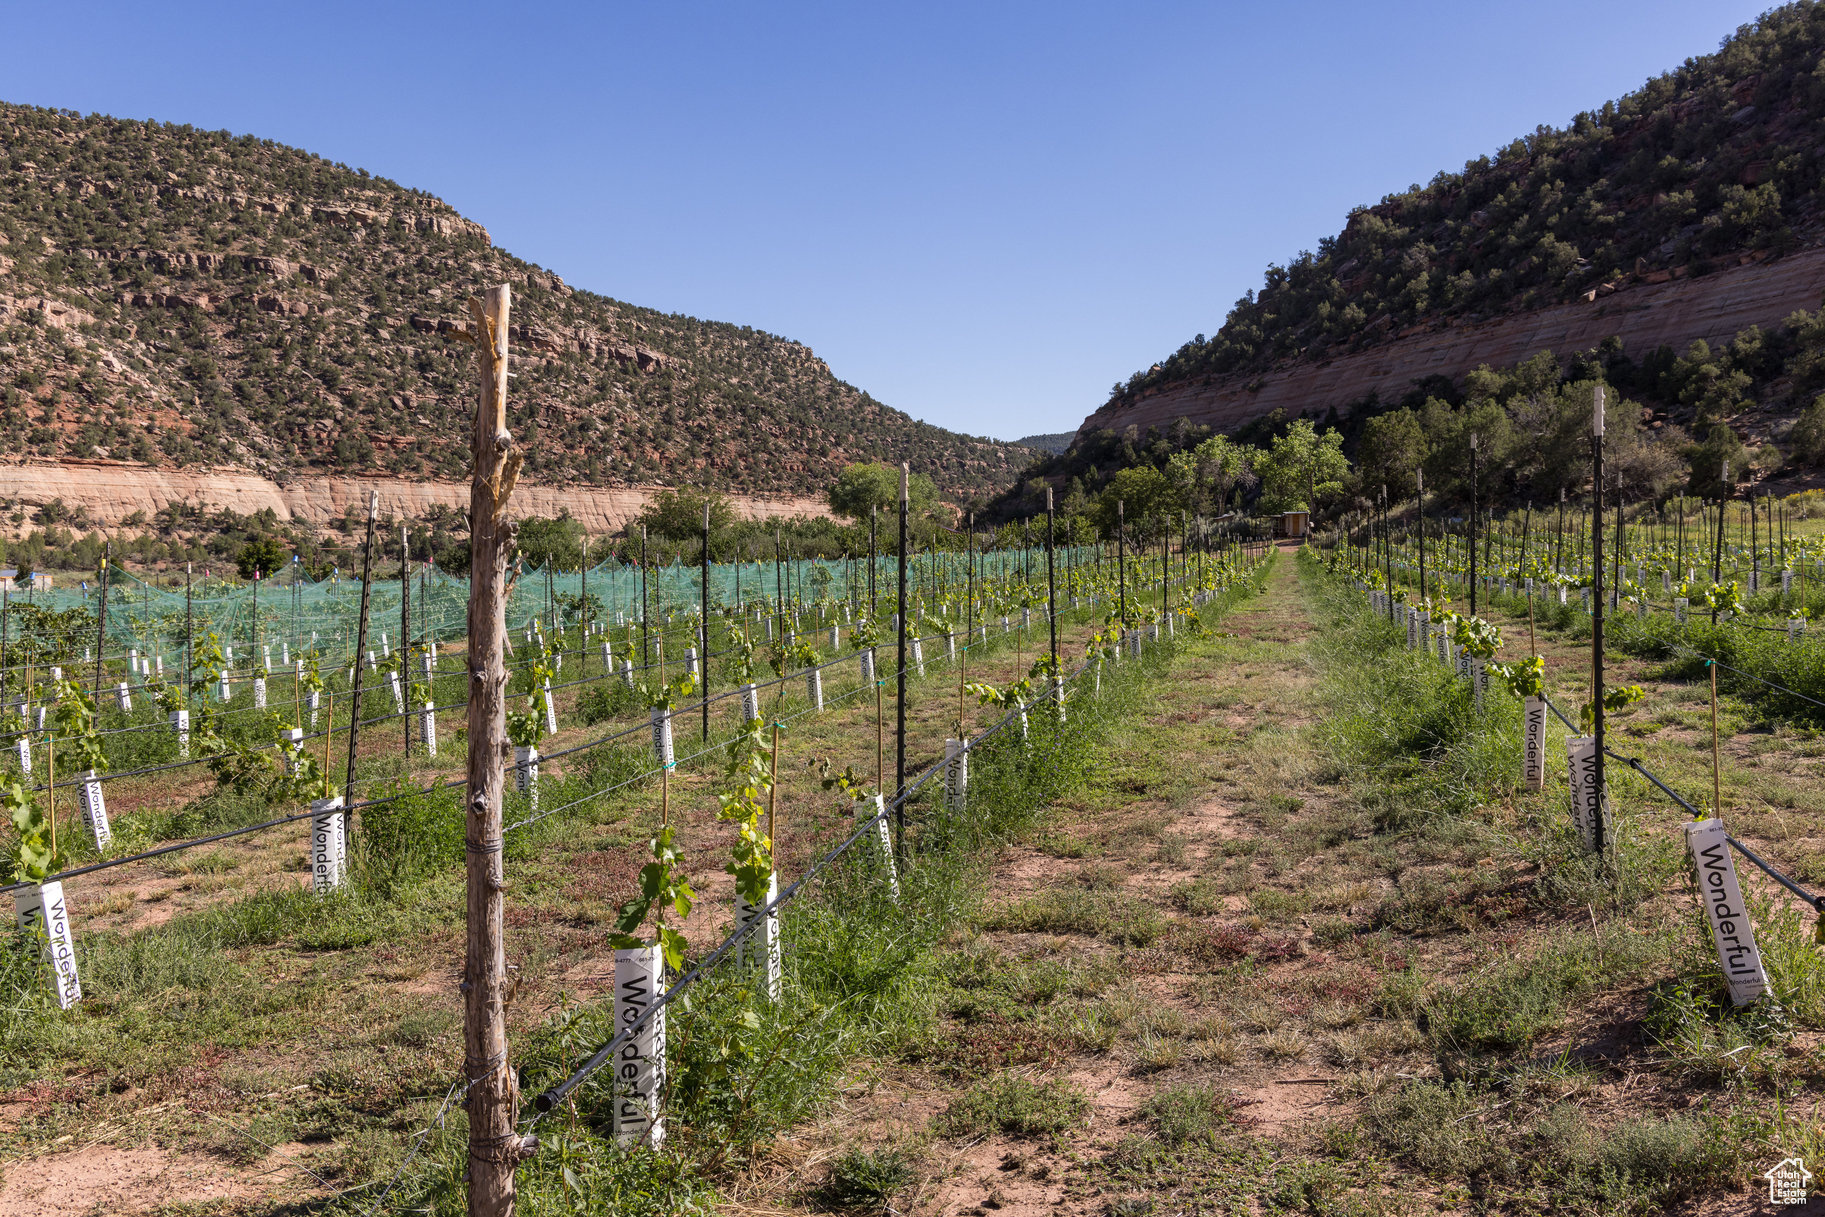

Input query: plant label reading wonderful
[1565,736,1603,854]
[736,872,782,1002]
[945,737,969,811]
[613,944,666,1146]
[1522,696,1546,790]
[309,794,346,893]
[1685,819,1770,1006]
[15,881,81,1009]
[79,769,111,850]
[859,792,899,900]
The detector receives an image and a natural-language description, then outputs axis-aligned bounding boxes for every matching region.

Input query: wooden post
[464,285,533,1209]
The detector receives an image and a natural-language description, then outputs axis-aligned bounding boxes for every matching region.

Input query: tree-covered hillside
[1109,3,1825,409]
[0,102,1024,498]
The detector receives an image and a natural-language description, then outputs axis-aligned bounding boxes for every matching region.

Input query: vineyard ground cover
[0,565,1213,1210]
[722,552,1825,1217]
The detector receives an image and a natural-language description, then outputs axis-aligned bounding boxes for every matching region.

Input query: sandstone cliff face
[1078,245,1825,439]
[0,463,833,537]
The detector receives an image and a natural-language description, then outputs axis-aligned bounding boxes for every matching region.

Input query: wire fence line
[522,608,1156,1121]
[1382,593,1825,926]
[0,574,1182,896]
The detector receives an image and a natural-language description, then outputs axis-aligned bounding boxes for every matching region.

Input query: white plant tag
[859,792,898,900]
[1684,819,1770,1006]
[651,707,674,769]
[79,770,111,850]
[736,872,782,1002]
[515,745,540,813]
[15,882,81,1008]
[612,945,667,1146]
[1522,696,1545,790]
[309,794,346,893]
[944,737,968,812]
[1565,736,1603,854]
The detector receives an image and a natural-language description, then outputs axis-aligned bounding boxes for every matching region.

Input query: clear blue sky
[4,1,1774,441]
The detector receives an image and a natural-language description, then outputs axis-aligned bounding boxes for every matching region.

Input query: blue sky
[4,1,1775,440]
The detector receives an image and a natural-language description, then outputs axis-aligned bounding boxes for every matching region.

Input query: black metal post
[895,463,909,858]
[345,492,379,797]
[701,502,711,742]
[1117,499,1127,624]
[1591,387,1607,854]
[1468,435,1479,616]
[1046,488,1058,680]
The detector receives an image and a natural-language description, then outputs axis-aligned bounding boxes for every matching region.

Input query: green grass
[932,1074,1090,1139]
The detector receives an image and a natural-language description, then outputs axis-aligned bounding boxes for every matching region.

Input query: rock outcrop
[0,462,834,537]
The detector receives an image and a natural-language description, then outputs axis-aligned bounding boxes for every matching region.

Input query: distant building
[0,570,52,590]
[1275,511,1309,539]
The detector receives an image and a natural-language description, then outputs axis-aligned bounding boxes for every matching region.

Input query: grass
[932,1074,1091,1139]
[26,544,1825,1214]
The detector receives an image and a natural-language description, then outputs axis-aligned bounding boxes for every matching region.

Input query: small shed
[1276,511,1309,539]
[0,570,51,590]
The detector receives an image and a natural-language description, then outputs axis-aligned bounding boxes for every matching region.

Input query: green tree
[1357,409,1427,499]
[1688,423,1748,497]
[633,489,734,543]
[1093,465,1179,540]
[1789,394,1825,464]
[1256,420,1348,514]
[515,513,587,569]
[1172,434,1257,515]
[827,463,939,521]
[236,534,287,580]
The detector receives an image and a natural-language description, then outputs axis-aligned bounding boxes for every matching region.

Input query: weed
[1142,1083,1242,1145]
[934,1074,1091,1139]
[817,1146,916,1211]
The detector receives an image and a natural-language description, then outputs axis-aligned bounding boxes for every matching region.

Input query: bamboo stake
[767,720,781,846]
[1711,660,1722,817]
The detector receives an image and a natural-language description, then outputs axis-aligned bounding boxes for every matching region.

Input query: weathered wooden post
[464,285,534,1210]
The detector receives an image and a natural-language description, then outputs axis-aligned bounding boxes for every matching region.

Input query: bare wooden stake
[464,285,531,1212]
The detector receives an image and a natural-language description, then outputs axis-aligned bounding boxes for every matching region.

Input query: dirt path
[742,557,1402,1216]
